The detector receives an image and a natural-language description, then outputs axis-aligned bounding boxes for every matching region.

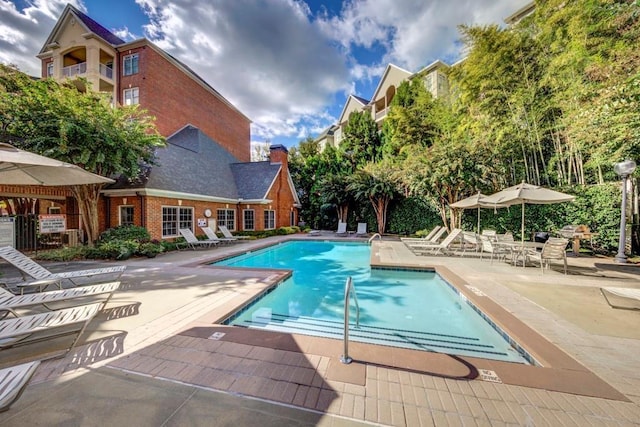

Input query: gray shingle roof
[108,126,281,201]
[71,5,126,46]
[231,161,280,200]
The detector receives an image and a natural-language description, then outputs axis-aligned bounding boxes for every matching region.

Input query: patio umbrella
[0,143,114,186]
[450,191,506,233]
[482,182,575,243]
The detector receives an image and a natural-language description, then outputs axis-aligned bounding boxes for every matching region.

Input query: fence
[3,214,84,252]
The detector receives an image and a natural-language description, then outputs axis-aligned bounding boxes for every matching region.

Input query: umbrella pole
[477,207,480,234]
[521,202,525,244]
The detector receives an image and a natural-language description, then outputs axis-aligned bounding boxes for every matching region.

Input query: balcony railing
[62,62,87,78]
[375,107,388,120]
[99,63,113,79]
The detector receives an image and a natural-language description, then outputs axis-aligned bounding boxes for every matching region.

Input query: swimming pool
[214,240,530,364]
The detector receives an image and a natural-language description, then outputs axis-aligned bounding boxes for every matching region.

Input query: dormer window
[123,53,139,76]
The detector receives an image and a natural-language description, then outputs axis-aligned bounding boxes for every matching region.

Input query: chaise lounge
[200,226,236,244]
[0,361,40,412]
[0,246,125,293]
[177,229,219,250]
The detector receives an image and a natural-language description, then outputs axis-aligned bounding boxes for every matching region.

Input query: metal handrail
[341,276,360,364]
[368,233,381,244]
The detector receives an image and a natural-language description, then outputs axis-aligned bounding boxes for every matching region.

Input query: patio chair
[460,231,480,255]
[335,222,348,236]
[525,237,569,274]
[0,246,126,292]
[401,226,446,244]
[177,229,219,250]
[0,361,40,412]
[355,223,368,237]
[411,229,463,256]
[218,225,250,240]
[200,226,236,244]
[0,281,120,319]
[479,235,512,264]
[481,229,497,241]
[0,302,102,352]
[600,287,640,310]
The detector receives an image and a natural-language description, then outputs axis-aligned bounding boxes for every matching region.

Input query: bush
[387,197,440,235]
[98,225,150,244]
[87,240,139,260]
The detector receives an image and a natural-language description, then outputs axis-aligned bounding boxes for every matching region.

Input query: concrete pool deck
[1,234,639,426]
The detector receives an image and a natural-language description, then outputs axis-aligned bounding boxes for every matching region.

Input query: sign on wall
[39,214,67,234]
[0,217,16,247]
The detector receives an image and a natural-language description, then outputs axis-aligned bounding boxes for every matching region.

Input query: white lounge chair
[177,229,219,250]
[0,302,102,352]
[601,287,640,310]
[0,281,120,319]
[336,222,348,236]
[0,361,40,412]
[355,223,368,237]
[218,225,250,240]
[410,229,463,255]
[0,246,125,292]
[200,226,236,244]
[479,235,512,264]
[401,226,446,244]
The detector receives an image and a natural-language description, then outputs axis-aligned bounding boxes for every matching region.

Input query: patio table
[497,241,545,267]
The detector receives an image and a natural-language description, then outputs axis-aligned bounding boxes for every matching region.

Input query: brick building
[1,4,299,244]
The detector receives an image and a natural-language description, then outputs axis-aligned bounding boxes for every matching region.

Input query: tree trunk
[69,184,104,245]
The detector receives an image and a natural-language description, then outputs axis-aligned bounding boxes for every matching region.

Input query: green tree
[340,111,382,166]
[0,65,165,243]
[348,160,398,234]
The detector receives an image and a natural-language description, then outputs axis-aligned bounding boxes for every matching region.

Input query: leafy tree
[0,65,165,243]
[348,160,398,234]
[339,111,382,166]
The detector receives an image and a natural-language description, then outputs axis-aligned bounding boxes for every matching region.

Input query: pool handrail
[341,276,360,364]
[368,233,381,244]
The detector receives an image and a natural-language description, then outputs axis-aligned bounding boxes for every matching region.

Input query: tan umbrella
[0,143,113,186]
[482,182,575,243]
[451,191,505,233]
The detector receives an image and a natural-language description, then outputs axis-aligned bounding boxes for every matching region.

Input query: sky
[0,0,530,150]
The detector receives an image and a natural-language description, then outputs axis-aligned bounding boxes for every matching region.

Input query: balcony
[62,62,87,78]
[100,63,113,80]
[375,107,388,121]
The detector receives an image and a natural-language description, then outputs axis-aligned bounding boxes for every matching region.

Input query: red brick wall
[118,45,251,162]
[264,165,297,229]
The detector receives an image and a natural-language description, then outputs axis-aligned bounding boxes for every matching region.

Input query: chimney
[269,144,288,168]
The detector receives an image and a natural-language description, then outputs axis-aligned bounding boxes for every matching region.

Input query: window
[123,53,139,76]
[264,210,275,230]
[119,206,134,226]
[217,209,236,231]
[243,209,255,231]
[123,87,139,105]
[47,62,53,77]
[162,206,193,237]
[290,211,295,227]
[48,206,61,214]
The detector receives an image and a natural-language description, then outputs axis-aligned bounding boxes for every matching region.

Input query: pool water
[214,241,529,364]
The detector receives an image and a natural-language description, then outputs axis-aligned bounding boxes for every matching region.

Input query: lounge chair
[401,226,446,244]
[0,361,40,412]
[460,231,480,254]
[0,281,120,319]
[177,229,219,250]
[200,226,236,244]
[336,222,348,236]
[0,302,102,352]
[525,237,569,274]
[355,223,367,237]
[0,246,125,292]
[410,229,463,255]
[218,225,250,240]
[600,287,640,310]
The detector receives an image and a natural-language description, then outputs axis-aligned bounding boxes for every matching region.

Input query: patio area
[1,235,639,426]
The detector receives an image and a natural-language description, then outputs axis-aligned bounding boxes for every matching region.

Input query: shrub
[98,225,150,244]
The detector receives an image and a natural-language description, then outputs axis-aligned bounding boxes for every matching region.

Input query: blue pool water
[214,241,529,364]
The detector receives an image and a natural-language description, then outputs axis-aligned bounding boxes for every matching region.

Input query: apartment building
[1,4,300,245]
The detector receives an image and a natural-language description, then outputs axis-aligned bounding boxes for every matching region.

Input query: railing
[368,233,381,244]
[99,63,113,79]
[62,62,87,78]
[1,214,84,252]
[375,108,387,120]
[341,276,360,364]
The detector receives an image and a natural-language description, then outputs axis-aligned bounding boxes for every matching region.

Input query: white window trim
[123,53,139,76]
[162,206,194,238]
[119,205,134,226]
[123,87,139,106]
[243,209,255,231]
[217,208,236,231]
[264,210,276,230]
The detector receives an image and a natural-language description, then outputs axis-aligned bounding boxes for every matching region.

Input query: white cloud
[0,0,531,146]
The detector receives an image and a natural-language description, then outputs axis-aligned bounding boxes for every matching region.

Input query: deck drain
[465,286,486,297]
[479,369,502,383]
[209,332,226,340]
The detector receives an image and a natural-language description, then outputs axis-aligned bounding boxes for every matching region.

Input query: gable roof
[337,94,370,125]
[105,125,296,204]
[369,63,412,103]
[39,4,125,54]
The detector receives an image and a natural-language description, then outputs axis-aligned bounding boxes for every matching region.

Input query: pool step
[234,312,510,358]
